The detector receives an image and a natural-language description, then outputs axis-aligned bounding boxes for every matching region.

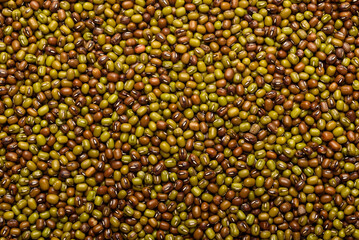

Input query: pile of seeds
[0,0,359,239]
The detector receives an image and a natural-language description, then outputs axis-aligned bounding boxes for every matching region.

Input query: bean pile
[0,0,359,239]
